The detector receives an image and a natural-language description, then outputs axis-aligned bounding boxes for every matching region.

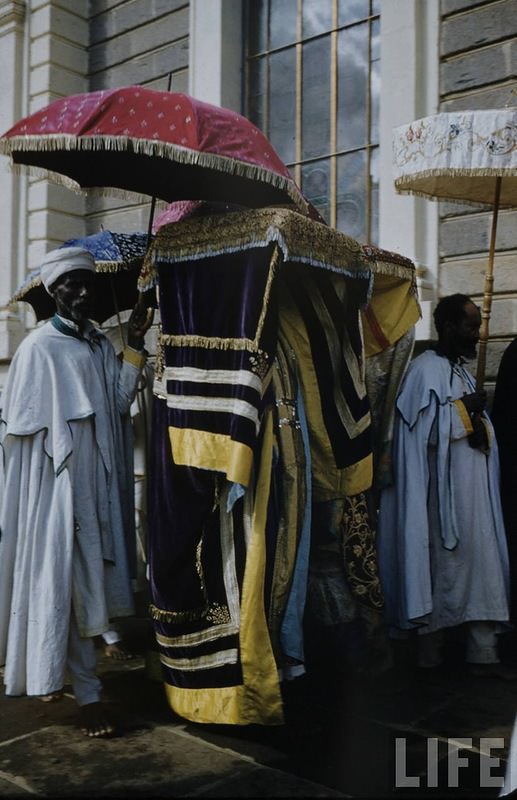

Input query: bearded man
[0,246,153,735]
[377,294,514,677]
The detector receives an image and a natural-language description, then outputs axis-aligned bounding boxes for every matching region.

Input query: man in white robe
[377,294,514,677]
[0,246,153,735]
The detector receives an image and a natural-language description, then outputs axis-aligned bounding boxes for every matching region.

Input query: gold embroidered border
[149,601,231,626]
[137,206,370,291]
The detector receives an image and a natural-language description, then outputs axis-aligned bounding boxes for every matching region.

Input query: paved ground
[1,617,517,798]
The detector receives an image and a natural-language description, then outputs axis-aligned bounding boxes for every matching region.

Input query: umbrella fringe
[2,134,308,213]
[10,274,42,301]
[154,245,280,354]
[9,259,142,305]
[395,168,517,207]
[362,257,419,297]
[137,207,371,293]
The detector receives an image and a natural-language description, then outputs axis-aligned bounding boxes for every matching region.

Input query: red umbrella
[0,86,307,213]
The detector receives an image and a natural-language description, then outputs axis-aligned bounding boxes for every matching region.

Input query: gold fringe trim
[368,259,417,282]
[2,134,308,212]
[394,168,517,208]
[9,259,143,305]
[160,333,260,352]
[10,275,42,302]
[94,258,144,273]
[138,207,371,292]
[156,244,279,352]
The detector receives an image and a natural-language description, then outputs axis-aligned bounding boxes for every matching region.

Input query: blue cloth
[377,349,509,632]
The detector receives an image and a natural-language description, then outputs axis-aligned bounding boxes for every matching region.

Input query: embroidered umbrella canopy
[393,106,517,387]
[0,86,307,214]
[10,229,149,324]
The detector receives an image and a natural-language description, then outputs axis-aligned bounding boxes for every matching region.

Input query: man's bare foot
[38,690,64,703]
[79,702,117,738]
[104,642,133,660]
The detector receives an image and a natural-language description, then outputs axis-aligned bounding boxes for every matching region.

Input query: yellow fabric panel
[313,453,373,503]
[168,427,253,487]
[164,411,284,726]
[362,274,421,357]
[454,399,474,434]
[164,682,283,726]
[238,409,284,724]
[122,346,147,370]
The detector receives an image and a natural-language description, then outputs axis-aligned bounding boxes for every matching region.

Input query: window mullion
[294,0,303,187]
[330,0,338,228]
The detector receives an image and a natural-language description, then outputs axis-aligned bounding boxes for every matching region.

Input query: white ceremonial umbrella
[392,106,517,387]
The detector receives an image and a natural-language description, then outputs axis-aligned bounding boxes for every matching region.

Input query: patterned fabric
[10,230,149,324]
[147,207,376,725]
[148,396,284,725]
[278,266,373,500]
[149,208,372,492]
[393,108,517,207]
[138,206,370,292]
[0,87,306,210]
[154,244,279,489]
[341,493,383,611]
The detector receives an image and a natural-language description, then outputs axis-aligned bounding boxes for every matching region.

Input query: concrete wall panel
[441,0,517,53]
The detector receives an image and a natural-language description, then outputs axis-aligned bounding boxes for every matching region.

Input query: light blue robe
[377,349,509,633]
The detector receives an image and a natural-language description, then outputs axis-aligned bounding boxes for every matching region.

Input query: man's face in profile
[453,301,481,360]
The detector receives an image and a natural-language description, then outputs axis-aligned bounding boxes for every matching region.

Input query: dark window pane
[337,25,368,151]
[269,50,297,164]
[370,18,380,144]
[337,151,367,241]
[302,159,330,224]
[248,57,266,134]
[372,0,380,16]
[302,0,332,38]
[302,37,331,160]
[338,0,369,26]
[248,0,269,55]
[370,145,379,243]
[270,0,298,49]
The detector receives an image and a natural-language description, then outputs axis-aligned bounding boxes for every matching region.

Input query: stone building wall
[85,0,190,235]
[438,0,517,382]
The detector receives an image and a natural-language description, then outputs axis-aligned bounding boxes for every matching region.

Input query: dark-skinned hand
[127,295,154,351]
[461,390,487,415]
[468,416,489,450]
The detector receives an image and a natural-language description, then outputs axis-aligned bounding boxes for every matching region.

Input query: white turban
[40,246,96,294]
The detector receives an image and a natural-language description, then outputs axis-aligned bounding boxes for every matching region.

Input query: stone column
[0,0,28,380]
[189,0,242,111]
[379,0,440,338]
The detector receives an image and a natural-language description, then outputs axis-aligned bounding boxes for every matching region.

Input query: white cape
[0,321,141,697]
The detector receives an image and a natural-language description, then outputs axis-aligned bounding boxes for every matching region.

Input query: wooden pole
[476,176,502,391]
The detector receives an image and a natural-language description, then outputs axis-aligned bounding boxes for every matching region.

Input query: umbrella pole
[476,176,502,391]
[109,274,126,349]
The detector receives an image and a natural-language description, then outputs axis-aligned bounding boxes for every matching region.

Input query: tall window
[246,0,380,244]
